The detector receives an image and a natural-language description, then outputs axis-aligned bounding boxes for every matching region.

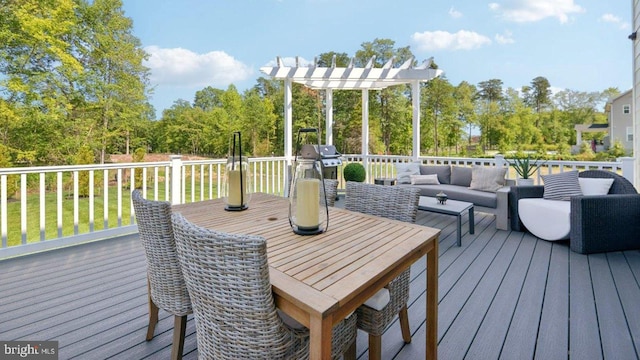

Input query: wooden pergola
[260,55,443,167]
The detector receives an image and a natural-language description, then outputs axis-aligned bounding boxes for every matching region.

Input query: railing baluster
[40,173,45,241]
[73,171,79,235]
[104,169,109,230]
[1,174,7,247]
[57,172,62,238]
[117,168,122,227]
[21,174,27,244]
[89,170,94,233]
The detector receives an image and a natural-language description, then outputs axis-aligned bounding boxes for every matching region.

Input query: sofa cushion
[402,184,498,208]
[410,174,440,185]
[420,165,451,184]
[451,166,473,187]
[518,198,570,241]
[469,165,507,193]
[395,162,420,184]
[542,170,582,201]
[578,177,614,195]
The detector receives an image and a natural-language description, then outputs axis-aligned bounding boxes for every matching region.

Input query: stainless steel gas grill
[317,145,342,180]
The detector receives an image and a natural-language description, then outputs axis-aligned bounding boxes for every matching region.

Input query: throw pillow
[450,166,473,187]
[420,165,451,184]
[578,177,614,196]
[542,171,583,201]
[469,166,507,193]
[395,162,420,184]
[410,174,440,185]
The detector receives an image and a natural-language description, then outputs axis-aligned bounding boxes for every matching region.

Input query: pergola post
[326,89,333,145]
[412,80,421,161]
[362,89,369,172]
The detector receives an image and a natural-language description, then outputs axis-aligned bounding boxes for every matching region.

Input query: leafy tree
[476,79,504,150]
[608,140,628,158]
[73,0,152,163]
[242,90,277,156]
[194,86,225,111]
[355,39,414,155]
[522,76,551,127]
[454,81,477,145]
[0,144,18,198]
[74,145,97,197]
[422,77,456,156]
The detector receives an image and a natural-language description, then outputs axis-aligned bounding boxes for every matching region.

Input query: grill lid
[317,145,342,167]
[318,145,341,158]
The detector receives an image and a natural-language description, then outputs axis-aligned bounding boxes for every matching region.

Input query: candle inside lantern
[296,178,320,229]
[227,168,247,207]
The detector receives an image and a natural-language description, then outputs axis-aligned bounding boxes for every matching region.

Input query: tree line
[0,0,625,169]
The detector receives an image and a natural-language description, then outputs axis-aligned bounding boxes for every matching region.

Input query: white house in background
[606,89,634,154]
[573,89,633,155]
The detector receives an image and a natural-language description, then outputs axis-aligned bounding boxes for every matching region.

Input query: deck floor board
[1,197,639,359]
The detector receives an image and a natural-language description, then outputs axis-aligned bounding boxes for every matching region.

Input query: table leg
[456,214,462,247]
[426,241,438,359]
[468,207,475,234]
[309,314,333,360]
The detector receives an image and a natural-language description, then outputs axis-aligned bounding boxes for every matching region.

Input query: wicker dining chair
[345,181,421,360]
[132,190,192,360]
[170,213,357,360]
[323,179,339,207]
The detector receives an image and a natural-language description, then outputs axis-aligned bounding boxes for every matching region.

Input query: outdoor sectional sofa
[395,164,512,230]
[509,169,640,254]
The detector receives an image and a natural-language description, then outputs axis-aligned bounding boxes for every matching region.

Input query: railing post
[170,155,182,205]
[619,157,635,187]
[494,154,507,167]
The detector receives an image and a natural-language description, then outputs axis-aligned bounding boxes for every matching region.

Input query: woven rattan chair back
[132,190,191,315]
[132,190,191,360]
[323,179,339,207]
[579,170,638,194]
[171,213,357,360]
[345,181,420,222]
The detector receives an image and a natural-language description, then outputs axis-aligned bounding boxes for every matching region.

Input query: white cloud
[495,30,515,44]
[144,46,253,87]
[600,13,631,30]
[412,30,492,51]
[489,0,584,24]
[449,7,463,19]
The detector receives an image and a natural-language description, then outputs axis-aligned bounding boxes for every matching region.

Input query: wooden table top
[172,192,441,325]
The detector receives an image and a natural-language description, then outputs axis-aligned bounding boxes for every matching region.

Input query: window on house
[623,104,631,114]
[627,126,633,142]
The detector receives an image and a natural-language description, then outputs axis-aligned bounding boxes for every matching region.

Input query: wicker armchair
[344,181,421,360]
[170,213,357,360]
[131,190,192,360]
[509,170,640,254]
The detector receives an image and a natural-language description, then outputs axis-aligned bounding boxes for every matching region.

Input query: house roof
[608,89,632,104]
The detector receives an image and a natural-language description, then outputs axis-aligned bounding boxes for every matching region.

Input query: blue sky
[121,0,632,117]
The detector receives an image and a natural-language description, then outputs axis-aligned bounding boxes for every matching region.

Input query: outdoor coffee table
[418,196,474,247]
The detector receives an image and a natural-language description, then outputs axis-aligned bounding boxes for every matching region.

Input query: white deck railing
[0,154,633,259]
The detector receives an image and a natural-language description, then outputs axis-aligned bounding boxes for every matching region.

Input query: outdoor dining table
[172,192,440,360]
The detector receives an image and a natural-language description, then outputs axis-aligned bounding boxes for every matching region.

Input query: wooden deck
[1,196,640,359]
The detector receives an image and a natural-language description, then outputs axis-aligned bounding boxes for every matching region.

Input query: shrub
[74,145,96,197]
[132,147,147,189]
[343,163,366,182]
